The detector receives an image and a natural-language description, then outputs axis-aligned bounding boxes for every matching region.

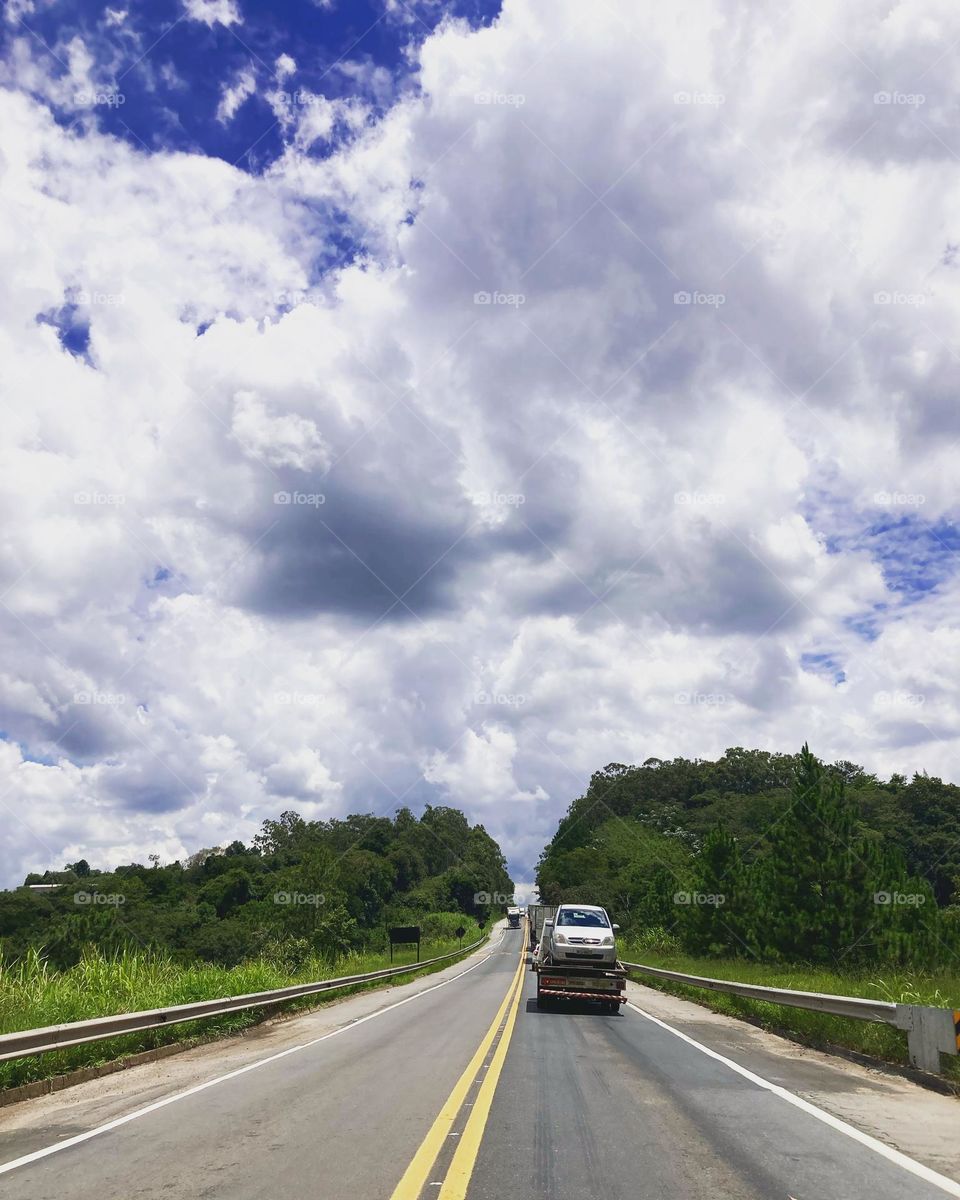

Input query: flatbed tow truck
[526,904,627,1013]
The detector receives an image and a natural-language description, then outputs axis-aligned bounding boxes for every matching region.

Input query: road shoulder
[626,978,960,1183]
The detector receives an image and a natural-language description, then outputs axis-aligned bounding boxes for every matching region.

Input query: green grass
[622,943,960,1082]
[0,925,484,1090]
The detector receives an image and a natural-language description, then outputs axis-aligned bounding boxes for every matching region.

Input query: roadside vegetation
[0,917,485,1089]
[621,936,960,1079]
[0,804,511,1089]
[538,744,960,1074]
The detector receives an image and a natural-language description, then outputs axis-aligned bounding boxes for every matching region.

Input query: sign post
[388,925,421,963]
[455,925,466,949]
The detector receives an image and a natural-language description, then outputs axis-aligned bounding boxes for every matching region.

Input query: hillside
[1,805,513,969]
[537,746,960,966]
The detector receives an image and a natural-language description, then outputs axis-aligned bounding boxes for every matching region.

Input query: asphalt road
[0,927,957,1199]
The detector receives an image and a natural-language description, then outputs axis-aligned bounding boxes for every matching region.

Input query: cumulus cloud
[1,1,960,886]
[183,0,242,27]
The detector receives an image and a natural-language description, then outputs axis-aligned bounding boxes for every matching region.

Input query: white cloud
[215,65,256,123]
[183,0,242,28]
[2,1,960,886]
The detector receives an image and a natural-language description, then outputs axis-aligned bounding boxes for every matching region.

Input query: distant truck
[529,902,626,1013]
[506,906,521,928]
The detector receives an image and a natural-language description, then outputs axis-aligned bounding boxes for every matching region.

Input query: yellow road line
[437,951,525,1200]
[388,944,525,1200]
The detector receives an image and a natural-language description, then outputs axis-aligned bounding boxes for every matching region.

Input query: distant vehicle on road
[506,906,521,928]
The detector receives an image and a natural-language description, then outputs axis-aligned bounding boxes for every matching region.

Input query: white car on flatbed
[545,903,619,965]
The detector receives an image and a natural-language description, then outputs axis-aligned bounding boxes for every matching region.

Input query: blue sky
[4,0,501,164]
[1,0,959,887]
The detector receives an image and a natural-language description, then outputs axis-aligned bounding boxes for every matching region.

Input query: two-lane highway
[0,927,958,1199]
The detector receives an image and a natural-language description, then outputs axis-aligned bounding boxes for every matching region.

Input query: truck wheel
[604,1001,619,1015]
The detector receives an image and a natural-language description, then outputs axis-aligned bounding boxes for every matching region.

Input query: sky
[1,0,960,892]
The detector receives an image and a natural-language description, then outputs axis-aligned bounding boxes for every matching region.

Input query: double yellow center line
[389,941,526,1200]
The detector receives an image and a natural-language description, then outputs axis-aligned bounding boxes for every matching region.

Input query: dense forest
[0,806,513,969]
[537,746,960,966]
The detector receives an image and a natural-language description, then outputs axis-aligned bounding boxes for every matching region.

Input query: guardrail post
[894,1005,958,1074]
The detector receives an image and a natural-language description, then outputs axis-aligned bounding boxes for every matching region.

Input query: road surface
[0,927,957,1199]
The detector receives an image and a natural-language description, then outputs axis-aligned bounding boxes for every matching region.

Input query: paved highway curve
[0,927,957,1199]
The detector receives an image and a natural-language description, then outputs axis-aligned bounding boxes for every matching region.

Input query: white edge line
[0,932,508,1178]
[626,1001,960,1198]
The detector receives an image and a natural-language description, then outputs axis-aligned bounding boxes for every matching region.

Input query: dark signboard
[389,925,421,962]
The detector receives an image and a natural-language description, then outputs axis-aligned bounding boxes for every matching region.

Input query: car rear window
[556,909,609,927]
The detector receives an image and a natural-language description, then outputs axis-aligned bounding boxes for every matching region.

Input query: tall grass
[623,937,960,1081]
[0,925,482,1090]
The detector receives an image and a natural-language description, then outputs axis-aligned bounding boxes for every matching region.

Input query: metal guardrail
[0,936,486,1064]
[623,960,960,1075]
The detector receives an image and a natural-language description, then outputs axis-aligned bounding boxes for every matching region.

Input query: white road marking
[0,935,507,1178]
[627,1002,960,1197]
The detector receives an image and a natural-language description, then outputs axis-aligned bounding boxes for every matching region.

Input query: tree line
[537,745,959,966]
[1,806,514,970]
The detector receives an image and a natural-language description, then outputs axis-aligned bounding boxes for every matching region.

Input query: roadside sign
[389,925,421,963]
